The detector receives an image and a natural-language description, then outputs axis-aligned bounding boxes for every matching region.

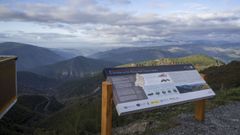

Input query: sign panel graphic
[104,64,215,116]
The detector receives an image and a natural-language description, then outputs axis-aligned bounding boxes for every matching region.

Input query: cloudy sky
[0,0,240,48]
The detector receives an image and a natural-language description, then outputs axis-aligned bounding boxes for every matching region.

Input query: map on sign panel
[103,64,215,116]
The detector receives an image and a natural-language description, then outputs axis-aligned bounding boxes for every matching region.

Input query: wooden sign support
[101,81,113,135]
[195,100,205,121]
[195,74,206,121]
[101,81,206,135]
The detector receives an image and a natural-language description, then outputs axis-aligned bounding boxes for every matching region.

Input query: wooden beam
[195,100,205,121]
[101,81,113,135]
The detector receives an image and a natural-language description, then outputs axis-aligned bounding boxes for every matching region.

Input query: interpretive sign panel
[103,64,215,116]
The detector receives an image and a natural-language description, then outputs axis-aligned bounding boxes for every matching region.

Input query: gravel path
[158,102,240,135]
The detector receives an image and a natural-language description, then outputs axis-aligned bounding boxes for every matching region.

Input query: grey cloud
[0,33,11,39]
[0,2,131,24]
[0,31,77,42]
[0,1,240,45]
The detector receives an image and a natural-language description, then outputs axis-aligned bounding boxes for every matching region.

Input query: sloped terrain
[0,95,64,135]
[55,73,104,100]
[18,71,61,95]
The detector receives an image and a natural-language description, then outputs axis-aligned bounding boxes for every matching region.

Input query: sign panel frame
[104,64,215,116]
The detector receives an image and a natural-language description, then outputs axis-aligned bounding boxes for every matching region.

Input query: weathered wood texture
[101,81,113,135]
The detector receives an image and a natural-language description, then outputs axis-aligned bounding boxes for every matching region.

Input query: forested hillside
[121,55,224,70]
[201,61,240,90]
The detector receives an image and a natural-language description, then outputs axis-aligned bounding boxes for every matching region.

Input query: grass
[207,87,240,107]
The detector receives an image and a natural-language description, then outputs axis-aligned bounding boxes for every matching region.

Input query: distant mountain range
[0,42,64,70]
[91,43,240,64]
[1,42,239,72]
[30,56,119,80]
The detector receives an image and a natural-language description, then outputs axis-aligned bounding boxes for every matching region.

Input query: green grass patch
[207,87,240,108]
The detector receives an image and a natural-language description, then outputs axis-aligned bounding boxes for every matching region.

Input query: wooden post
[194,74,206,121]
[101,81,113,135]
[195,100,205,121]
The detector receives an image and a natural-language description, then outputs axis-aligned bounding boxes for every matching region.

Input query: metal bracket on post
[195,100,205,121]
[101,81,113,135]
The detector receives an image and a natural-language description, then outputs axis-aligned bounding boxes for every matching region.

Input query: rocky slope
[158,102,240,135]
